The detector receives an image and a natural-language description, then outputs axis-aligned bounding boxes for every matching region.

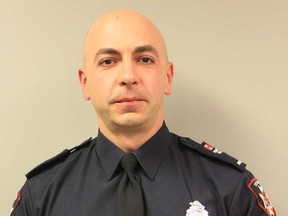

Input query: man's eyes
[98,56,155,67]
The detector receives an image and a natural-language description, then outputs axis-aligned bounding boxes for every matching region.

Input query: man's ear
[78,68,90,100]
[164,62,174,95]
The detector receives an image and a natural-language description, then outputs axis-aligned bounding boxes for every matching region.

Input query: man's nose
[118,61,138,87]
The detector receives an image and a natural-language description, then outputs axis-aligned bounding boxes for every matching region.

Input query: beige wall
[1,1,287,215]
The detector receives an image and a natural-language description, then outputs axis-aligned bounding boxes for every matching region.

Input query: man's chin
[112,114,148,129]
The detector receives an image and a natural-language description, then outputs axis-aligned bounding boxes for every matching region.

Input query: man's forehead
[91,23,160,44]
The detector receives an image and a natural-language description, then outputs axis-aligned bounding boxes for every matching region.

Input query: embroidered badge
[248,178,276,216]
[10,192,21,216]
[186,201,209,216]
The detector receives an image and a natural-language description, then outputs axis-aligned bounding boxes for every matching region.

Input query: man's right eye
[99,59,115,66]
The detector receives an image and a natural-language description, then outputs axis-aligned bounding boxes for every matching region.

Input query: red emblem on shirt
[204,144,214,151]
[248,178,277,216]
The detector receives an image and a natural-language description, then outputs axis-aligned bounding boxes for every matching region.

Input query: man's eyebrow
[94,48,121,60]
[133,45,159,59]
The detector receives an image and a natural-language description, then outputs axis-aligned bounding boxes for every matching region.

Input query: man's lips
[112,97,146,105]
[114,97,144,103]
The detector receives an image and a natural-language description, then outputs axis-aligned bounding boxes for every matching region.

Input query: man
[11,10,276,216]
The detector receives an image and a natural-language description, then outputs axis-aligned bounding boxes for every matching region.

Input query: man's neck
[99,120,164,153]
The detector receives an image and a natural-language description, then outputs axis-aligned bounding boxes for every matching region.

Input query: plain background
[1,0,287,215]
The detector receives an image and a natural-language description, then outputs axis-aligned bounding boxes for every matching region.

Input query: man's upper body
[11,10,276,216]
[11,122,276,216]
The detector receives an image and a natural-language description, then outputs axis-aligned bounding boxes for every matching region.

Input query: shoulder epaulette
[179,137,246,172]
[26,137,93,179]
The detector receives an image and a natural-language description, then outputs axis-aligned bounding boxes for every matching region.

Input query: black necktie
[116,154,144,216]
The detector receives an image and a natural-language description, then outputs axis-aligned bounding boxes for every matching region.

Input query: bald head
[82,10,169,68]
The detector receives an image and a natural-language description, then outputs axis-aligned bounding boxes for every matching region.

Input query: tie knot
[120,154,138,173]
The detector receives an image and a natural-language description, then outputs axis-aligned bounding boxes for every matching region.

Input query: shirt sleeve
[229,170,277,216]
[11,182,34,216]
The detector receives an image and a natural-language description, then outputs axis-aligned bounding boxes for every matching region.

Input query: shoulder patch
[26,137,93,179]
[10,192,21,216]
[179,137,246,172]
[248,178,277,216]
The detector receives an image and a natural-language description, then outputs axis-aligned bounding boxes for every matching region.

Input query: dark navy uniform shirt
[12,122,276,216]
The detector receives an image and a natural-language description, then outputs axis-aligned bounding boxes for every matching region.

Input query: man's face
[79,11,173,133]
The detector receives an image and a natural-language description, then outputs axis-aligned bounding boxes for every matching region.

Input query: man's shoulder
[26,137,94,179]
[173,134,247,172]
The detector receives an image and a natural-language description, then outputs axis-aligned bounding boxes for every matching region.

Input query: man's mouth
[113,97,146,107]
[115,97,144,103]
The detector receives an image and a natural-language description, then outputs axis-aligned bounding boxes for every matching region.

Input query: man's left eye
[139,57,154,64]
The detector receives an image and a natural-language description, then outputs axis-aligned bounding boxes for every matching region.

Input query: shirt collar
[95,121,172,181]
[95,131,124,180]
[134,122,171,180]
